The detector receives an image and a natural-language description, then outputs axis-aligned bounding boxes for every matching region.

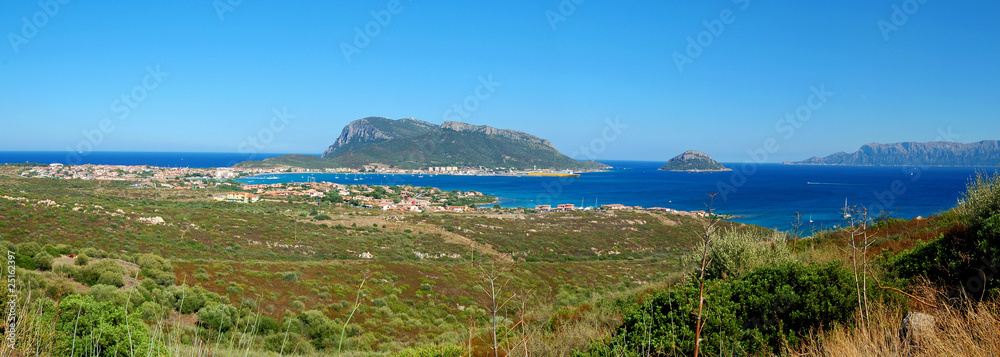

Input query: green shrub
[137,253,173,273]
[255,315,282,335]
[728,262,857,352]
[86,284,134,309]
[40,294,165,355]
[75,253,90,266]
[581,262,857,356]
[139,301,165,320]
[295,310,339,349]
[314,214,332,220]
[153,271,176,286]
[16,241,41,259]
[33,251,54,271]
[68,260,125,286]
[97,270,125,287]
[958,172,1000,228]
[262,332,315,355]
[172,285,225,314]
[282,271,300,282]
[692,229,793,280]
[197,304,239,332]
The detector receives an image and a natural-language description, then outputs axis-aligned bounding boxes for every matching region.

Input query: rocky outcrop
[322,117,437,158]
[788,141,1000,166]
[323,119,393,158]
[441,121,555,149]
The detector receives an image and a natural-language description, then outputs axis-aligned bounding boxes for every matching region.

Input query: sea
[2,152,994,231]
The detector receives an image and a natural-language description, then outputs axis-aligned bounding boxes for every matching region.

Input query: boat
[842,198,852,219]
[526,170,580,178]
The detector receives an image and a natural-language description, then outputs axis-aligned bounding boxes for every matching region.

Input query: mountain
[787,141,1000,166]
[238,117,609,170]
[659,151,730,172]
[322,117,438,158]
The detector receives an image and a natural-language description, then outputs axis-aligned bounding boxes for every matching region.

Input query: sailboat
[809,214,814,223]
[842,198,851,219]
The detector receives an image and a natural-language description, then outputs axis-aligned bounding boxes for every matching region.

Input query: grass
[797,287,1000,356]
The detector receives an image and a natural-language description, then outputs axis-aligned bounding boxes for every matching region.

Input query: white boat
[842,198,851,219]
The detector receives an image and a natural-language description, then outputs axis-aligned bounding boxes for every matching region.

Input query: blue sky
[1,1,998,162]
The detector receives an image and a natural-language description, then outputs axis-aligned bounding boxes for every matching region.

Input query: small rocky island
[659,151,731,172]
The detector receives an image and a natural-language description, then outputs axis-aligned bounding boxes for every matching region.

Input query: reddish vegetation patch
[814,215,955,257]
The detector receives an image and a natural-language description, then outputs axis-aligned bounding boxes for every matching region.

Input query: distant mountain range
[237,117,608,170]
[659,151,730,172]
[786,141,1000,167]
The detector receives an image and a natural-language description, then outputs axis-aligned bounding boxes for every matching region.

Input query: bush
[153,270,176,286]
[255,315,282,335]
[314,214,332,220]
[692,229,793,280]
[86,284,134,309]
[282,271,300,282]
[727,262,857,352]
[40,294,165,355]
[172,285,225,314]
[75,253,90,266]
[137,253,172,273]
[262,332,315,355]
[33,251,54,271]
[296,310,339,349]
[68,260,125,286]
[197,304,239,332]
[16,241,41,259]
[139,301,165,320]
[958,172,1000,228]
[581,262,857,356]
[98,270,125,287]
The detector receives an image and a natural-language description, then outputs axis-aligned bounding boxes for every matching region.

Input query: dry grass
[797,291,1000,357]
